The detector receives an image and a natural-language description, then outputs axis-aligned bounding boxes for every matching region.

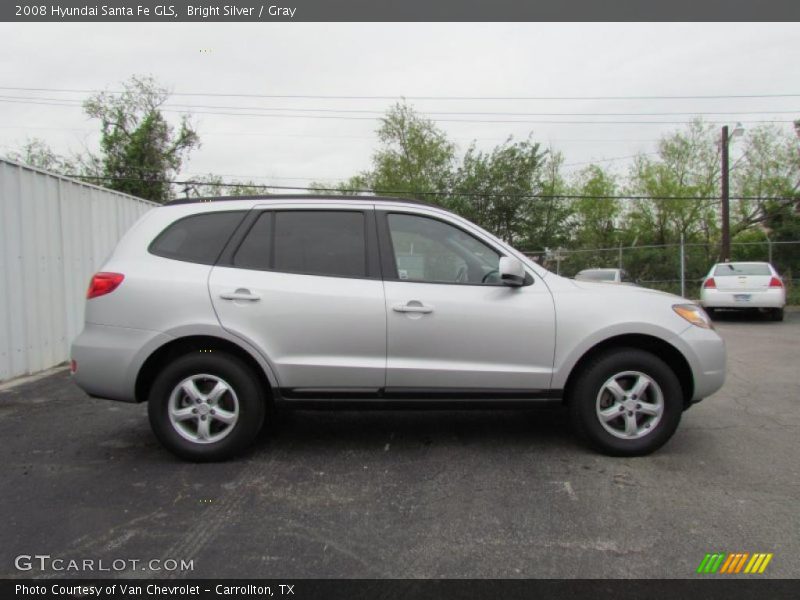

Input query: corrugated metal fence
[0,159,157,381]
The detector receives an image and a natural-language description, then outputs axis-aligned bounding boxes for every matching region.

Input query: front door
[379,211,556,394]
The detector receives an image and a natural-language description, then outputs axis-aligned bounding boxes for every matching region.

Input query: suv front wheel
[148,352,266,461]
[569,348,683,456]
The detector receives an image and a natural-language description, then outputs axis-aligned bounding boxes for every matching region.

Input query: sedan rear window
[713,263,771,276]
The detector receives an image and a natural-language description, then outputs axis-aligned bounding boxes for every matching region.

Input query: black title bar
[4,579,800,600]
[4,0,800,22]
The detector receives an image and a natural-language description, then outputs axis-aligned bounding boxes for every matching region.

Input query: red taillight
[87,272,124,299]
[769,276,783,288]
[703,278,716,289]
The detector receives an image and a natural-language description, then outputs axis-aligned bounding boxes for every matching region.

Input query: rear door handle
[220,288,261,302]
[393,301,434,314]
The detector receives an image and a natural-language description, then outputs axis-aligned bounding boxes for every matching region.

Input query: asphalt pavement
[1,309,798,579]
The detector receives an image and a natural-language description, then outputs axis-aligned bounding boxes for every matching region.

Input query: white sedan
[699,261,786,321]
[574,268,637,285]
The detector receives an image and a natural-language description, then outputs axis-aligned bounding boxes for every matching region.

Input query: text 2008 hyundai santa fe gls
[70,196,725,461]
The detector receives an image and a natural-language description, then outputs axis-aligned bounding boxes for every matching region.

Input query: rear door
[209,205,386,393]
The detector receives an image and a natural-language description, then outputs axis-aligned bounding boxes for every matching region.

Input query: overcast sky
[1,22,798,188]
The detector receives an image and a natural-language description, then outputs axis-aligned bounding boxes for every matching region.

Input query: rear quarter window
[149,211,245,265]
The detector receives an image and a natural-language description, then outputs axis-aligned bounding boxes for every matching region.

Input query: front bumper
[71,323,172,402]
[674,325,726,402]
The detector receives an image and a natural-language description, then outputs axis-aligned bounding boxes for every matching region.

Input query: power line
[6,98,789,126]
[2,93,798,118]
[562,153,660,168]
[0,125,671,148]
[1,96,795,127]
[174,110,795,126]
[2,86,800,100]
[61,174,797,202]
[183,152,657,182]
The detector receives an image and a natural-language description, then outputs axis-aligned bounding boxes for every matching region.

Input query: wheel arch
[134,335,275,404]
[562,334,694,409]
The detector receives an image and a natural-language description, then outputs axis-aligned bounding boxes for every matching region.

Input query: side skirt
[275,387,563,410]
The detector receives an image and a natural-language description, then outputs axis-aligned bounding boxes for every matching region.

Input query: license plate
[734,294,751,302]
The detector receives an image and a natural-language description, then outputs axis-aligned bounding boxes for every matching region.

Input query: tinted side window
[273,211,367,278]
[234,212,272,270]
[387,213,501,284]
[149,211,245,265]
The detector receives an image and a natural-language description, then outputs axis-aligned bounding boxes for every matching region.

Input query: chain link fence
[523,240,800,303]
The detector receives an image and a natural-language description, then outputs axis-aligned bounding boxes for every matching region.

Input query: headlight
[673,304,713,329]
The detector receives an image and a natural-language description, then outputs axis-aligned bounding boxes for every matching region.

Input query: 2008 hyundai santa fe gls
[70,195,726,461]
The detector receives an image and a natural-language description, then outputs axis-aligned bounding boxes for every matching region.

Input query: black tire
[771,308,784,322]
[568,348,684,457]
[147,352,266,462]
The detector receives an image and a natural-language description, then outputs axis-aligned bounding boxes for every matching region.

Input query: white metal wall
[0,159,157,381]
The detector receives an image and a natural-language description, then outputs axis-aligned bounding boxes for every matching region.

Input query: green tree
[184,174,265,198]
[308,174,370,196]
[5,137,102,180]
[568,164,621,249]
[451,137,554,245]
[626,120,720,246]
[731,124,799,237]
[7,138,79,174]
[621,120,721,285]
[528,149,573,251]
[365,102,455,204]
[83,75,200,203]
[452,138,536,241]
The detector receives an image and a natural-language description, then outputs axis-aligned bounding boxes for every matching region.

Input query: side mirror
[499,257,526,287]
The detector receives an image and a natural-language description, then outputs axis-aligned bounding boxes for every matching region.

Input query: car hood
[565,278,689,303]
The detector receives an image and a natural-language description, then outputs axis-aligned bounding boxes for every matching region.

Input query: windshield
[713,263,771,277]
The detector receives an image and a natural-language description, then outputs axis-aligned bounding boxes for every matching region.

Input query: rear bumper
[71,323,172,402]
[700,288,785,309]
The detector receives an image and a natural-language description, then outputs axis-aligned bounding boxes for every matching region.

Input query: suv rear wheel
[569,348,683,456]
[147,352,266,461]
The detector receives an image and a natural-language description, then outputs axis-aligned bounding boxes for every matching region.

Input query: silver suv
[71,196,726,461]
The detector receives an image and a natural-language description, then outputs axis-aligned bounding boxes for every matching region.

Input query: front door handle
[220,288,261,302]
[393,301,434,314]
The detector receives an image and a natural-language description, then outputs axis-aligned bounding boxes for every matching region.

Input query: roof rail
[164,193,443,209]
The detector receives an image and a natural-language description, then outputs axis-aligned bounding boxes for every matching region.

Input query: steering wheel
[482,269,499,283]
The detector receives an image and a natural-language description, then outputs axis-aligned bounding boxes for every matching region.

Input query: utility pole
[719,122,744,262]
[720,125,731,262]
[680,233,685,298]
